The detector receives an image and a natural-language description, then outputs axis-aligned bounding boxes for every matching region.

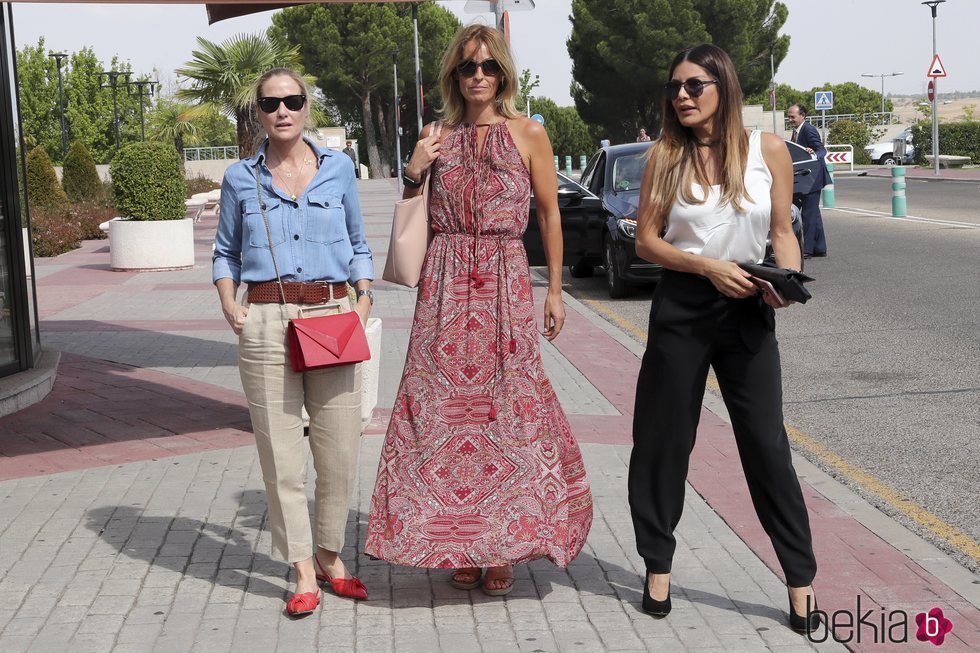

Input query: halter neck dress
[366,122,593,568]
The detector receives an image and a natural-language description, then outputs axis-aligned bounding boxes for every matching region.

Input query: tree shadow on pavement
[85,494,289,601]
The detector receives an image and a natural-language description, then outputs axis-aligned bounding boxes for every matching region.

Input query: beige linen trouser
[238,297,362,563]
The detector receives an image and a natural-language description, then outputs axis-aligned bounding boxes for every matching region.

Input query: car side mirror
[557,187,584,199]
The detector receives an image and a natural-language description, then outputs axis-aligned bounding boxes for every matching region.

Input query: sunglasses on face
[456,58,502,78]
[664,79,719,101]
[256,94,307,113]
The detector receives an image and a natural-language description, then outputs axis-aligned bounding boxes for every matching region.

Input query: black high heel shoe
[788,590,821,634]
[642,576,671,617]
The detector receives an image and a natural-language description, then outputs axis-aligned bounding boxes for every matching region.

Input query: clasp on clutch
[298,303,342,319]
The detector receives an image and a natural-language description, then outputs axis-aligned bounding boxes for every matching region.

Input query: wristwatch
[356,289,374,305]
[402,170,424,188]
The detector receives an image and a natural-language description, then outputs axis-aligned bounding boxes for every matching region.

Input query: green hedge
[26,147,70,214]
[911,121,980,165]
[62,141,104,203]
[828,120,874,165]
[110,141,187,221]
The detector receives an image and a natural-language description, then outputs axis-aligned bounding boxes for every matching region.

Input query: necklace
[272,154,313,201]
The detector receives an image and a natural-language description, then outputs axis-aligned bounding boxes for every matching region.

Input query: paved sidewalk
[852,165,980,181]
[0,179,977,652]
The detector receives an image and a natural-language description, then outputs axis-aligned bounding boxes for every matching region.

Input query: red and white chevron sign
[826,151,852,163]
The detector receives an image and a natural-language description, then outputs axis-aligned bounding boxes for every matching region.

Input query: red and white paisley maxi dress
[365,122,593,568]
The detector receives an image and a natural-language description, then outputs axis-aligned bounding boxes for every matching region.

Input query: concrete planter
[108,218,195,271]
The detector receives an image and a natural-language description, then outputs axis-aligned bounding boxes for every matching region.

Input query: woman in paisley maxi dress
[366,25,593,595]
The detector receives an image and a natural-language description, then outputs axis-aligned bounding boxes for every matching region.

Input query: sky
[10,0,979,106]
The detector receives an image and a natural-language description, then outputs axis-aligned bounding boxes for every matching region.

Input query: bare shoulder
[760,131,788,156]
[511,116,549,142]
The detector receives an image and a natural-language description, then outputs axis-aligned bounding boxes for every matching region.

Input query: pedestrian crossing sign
[814,91,834,111]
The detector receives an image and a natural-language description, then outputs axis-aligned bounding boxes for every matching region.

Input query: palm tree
[175,32,312,158]
[146,100,201,159]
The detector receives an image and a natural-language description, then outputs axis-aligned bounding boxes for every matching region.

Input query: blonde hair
[643,44,751,227]
[253,68,314,145]
[438,25,521,126]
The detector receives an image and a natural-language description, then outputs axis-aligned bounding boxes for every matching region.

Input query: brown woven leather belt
[247,281,349,304]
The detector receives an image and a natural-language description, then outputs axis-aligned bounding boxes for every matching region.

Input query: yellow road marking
[583,299,648,342]
[584,297,980,564]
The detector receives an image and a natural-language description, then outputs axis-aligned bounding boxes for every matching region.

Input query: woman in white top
[629,44,819,634]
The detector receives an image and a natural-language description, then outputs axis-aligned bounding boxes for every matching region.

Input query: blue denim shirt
[212,139,374,286]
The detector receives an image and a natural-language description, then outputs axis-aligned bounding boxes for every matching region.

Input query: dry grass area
[892,93,979,124]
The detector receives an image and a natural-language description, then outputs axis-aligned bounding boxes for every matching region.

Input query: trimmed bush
[72,201,115,241]
[185,175,220,197]
[30,206,82,257]
[911,121,980,166]
[62,141,104,203]
[26,147,70,214]
[110,141,187,221]
[828,120,874,165]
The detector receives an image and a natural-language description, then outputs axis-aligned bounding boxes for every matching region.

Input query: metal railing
[785,111,900,131]
[184,146,239,161]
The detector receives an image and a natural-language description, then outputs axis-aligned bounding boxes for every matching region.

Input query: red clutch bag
[286,311,371,372]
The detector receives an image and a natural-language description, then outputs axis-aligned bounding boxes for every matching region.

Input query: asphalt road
[834,172,980,225]
[549,175,980,571]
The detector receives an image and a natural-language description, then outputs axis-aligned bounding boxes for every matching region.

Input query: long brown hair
[643,44,750,227]
[438,24,521,126]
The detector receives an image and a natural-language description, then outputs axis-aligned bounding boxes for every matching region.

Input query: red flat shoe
[286,589,320,617]
[314,554,368,600]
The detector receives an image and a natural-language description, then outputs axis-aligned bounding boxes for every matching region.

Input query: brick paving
[0,179,976,651]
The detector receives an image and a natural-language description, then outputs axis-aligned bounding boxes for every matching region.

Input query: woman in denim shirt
[213,68,373,616]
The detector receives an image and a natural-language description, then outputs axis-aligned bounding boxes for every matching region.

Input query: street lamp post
[128,80,157,141]
[99,70,131,150]
[412,3,423,134]
[923,0,945,176]
[392,52,402,192]
[861,72,904,116]
[769,44,777,134]
[48,52,68,158]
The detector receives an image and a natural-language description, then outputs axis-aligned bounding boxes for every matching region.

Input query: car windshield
[611,153,645,192]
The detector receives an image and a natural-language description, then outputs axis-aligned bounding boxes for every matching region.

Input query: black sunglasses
[456,58,502,78]
[256,94,307,113]
[664,79,719,101]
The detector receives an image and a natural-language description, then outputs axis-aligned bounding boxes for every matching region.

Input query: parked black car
[523,170,607,276]
[579,142,658,298]
[525,139,813,299]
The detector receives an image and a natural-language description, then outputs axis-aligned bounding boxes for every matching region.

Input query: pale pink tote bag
[382,122,442,288]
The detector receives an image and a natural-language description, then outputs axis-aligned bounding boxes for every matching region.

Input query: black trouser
[628,271,816,587]
[801,191,827,256]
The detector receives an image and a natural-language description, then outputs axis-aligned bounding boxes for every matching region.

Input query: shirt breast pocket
[242,197,286,248]
[305,194,347,245]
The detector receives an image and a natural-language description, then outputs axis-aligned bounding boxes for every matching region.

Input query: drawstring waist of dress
[434,231,521,241]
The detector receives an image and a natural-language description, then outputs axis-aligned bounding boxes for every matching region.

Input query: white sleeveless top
[663,130,772,263]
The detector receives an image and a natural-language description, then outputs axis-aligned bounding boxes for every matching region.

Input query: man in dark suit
[787,104,828,257]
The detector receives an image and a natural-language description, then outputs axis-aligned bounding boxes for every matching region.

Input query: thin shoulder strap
[255,166,287,303]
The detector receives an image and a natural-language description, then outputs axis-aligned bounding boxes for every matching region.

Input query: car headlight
[618,218,637,238]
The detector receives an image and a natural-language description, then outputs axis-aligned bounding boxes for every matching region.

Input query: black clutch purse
[738,263,814,304]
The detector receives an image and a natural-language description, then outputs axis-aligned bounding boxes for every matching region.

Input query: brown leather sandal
[481,566,514,596]
[449,567,482,590]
